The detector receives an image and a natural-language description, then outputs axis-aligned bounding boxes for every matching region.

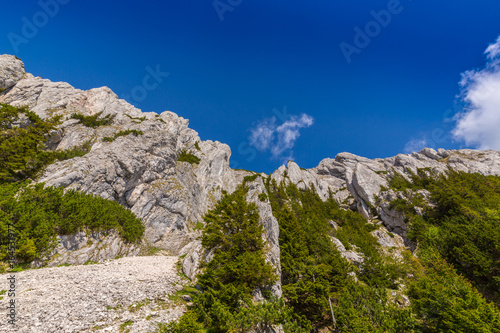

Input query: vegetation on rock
[0,181,144,263]
[162,186,305,332]
[388,169,500,306]
[0,104,90,183]
[70,111,114,128]
[102,129,144,142]
[267,179,416,332]
[177,150,201,165]
[0,104,144,267]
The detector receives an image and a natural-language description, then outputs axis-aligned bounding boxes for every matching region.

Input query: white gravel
[0,256,187,333]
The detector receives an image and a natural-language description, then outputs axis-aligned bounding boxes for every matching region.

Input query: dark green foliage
[51,140,92,160]
[157,312,205,333]
[335,283,417,332]
[0,182,144,263]
[177,150,201,165]
[267,181,348,327]
[194,141,201,151]
[166,186,305,332]
[267,180,411,330]
[398,171,500,304]
[102,129,144,142]
[258,193,267,202]
[387,168,437,192]
[196,186,277,328]
[0,104,91,183]
[71,112,114,128]
[333,209,403,290]
[408,255,500,332]
[243,173,260,183]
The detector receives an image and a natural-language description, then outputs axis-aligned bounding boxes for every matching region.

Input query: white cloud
[249,113,314,160]
[404,138,428,154]
[453,35,500,149]
[249,118,276,151]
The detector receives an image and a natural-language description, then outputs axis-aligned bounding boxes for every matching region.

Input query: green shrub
[0,104,92,183]
[0,182,144,263]
[71,112,114,128]
[258,193,267,202]
[102,129,144,142]
[267,179,415,330]
[166,186,307,332]
[406,171,500,304]
[243,173,260,183]
[177,151,200,165]
[194,141,201,151]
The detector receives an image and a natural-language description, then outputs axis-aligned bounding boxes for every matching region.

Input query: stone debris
[0,256,186,333]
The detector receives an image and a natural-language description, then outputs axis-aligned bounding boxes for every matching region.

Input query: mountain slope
[1,54,500,332]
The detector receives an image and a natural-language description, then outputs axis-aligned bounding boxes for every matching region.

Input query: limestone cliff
[2,53,500,270]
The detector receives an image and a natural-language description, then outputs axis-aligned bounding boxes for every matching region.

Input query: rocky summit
[1,54,500,332]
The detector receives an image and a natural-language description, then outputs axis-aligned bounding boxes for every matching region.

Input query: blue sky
[2,0,500,173]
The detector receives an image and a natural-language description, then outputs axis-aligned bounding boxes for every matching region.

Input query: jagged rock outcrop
[43,230,142,267]
[271,148,500,242]
[0,54,240,260]
[246,176,283,298]
[3,53,500,267]
[0,55,25,91]
[2,53,500,332]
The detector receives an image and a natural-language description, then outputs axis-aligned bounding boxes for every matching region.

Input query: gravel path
[0,256,187,333]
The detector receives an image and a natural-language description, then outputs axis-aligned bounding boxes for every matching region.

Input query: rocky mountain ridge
[2,53,500,332]
[2,53,500,270]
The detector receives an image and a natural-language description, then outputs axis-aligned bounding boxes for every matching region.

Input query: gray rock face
[46,231,142,267]
[0,54,25,91]
[0,55,238,262]
[246,176,282,298]
[271,148,500,241]
[2,53,500,283]
[331,237,364,267]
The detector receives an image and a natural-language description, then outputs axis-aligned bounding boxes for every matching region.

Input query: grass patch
[194,221,204,231]
[129,299,151,312]
[119,320,133,332]
[168,285,198,304]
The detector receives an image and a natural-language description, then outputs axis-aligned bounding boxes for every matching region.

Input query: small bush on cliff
[177,150,200,165]
[0,104,92,183]
[70,111,114,128]
[102,129,144,142]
